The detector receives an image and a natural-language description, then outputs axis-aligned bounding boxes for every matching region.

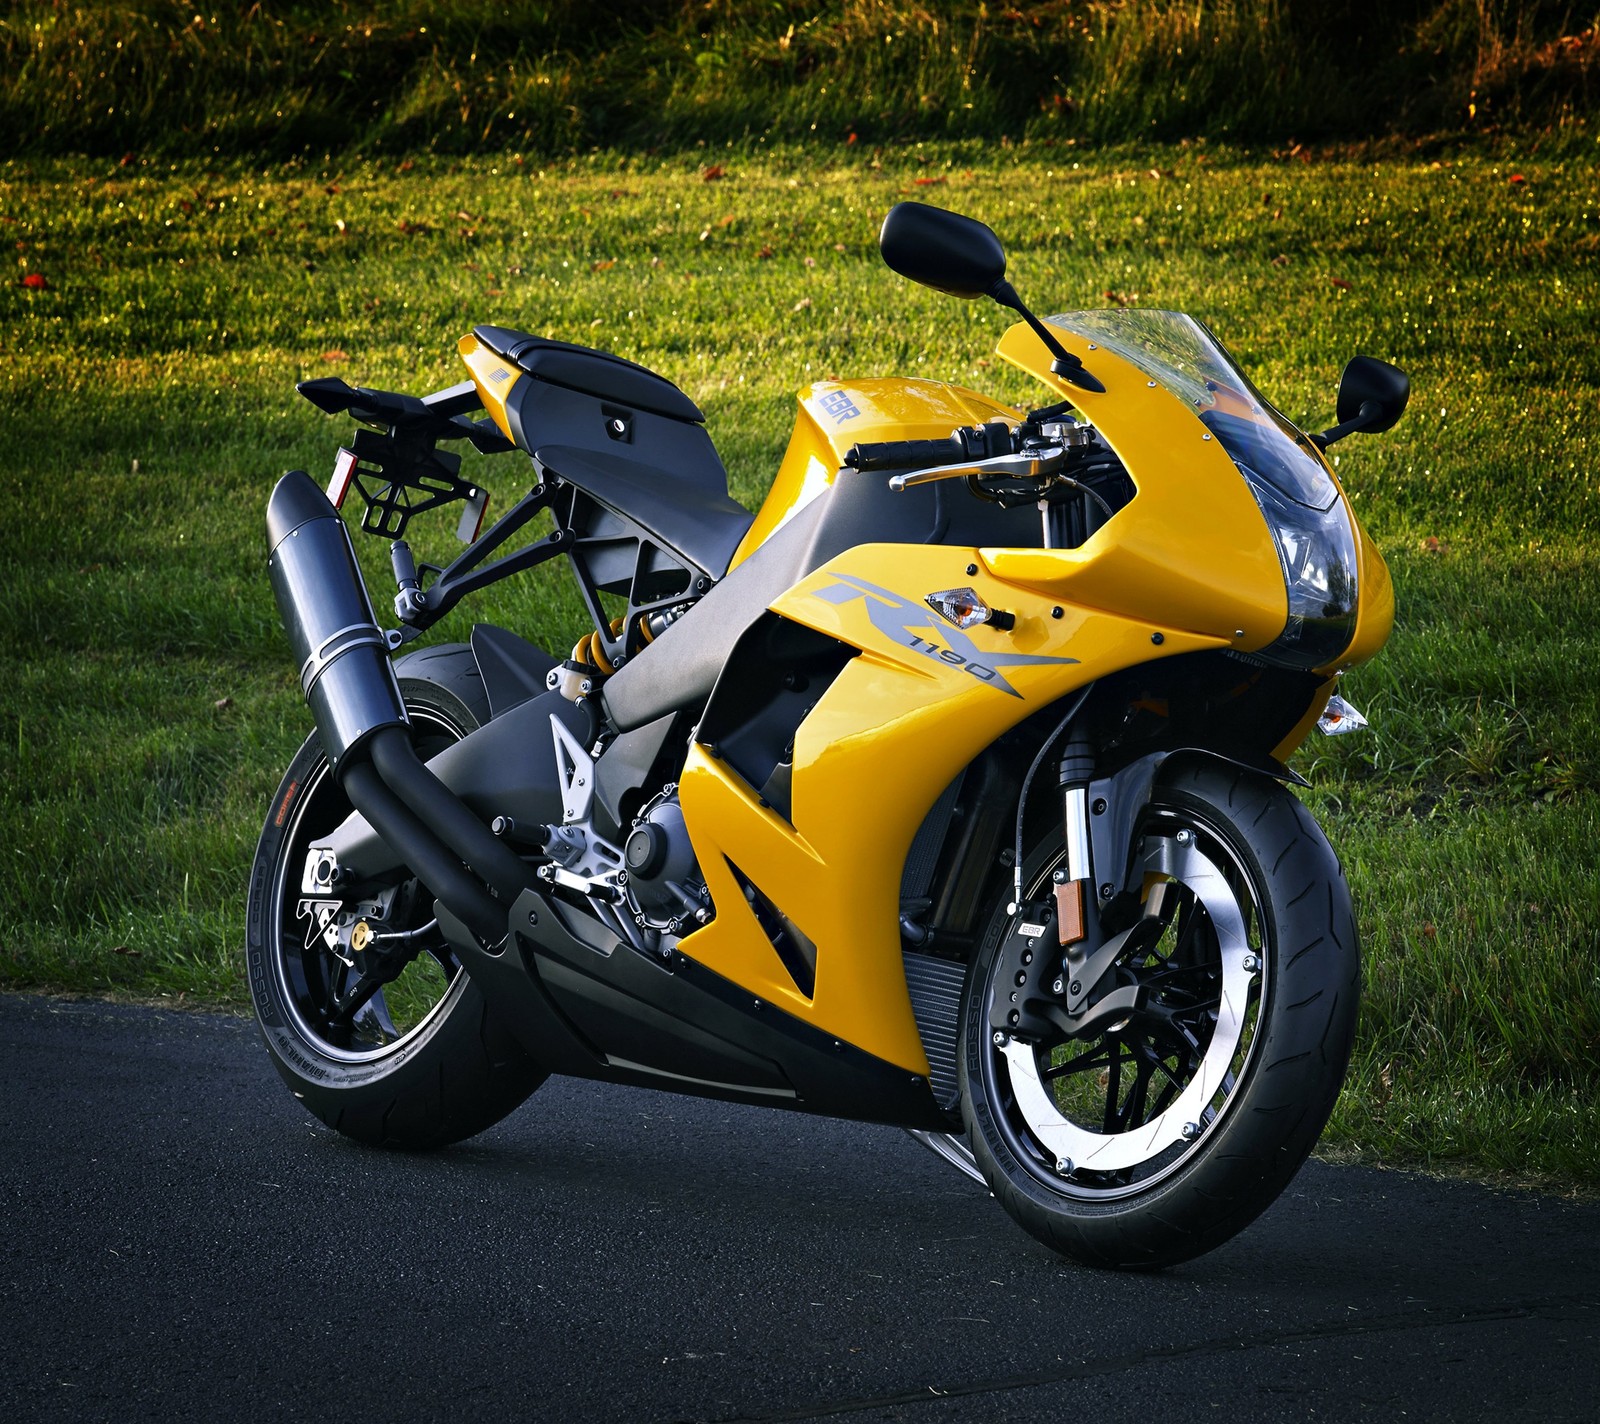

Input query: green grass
[2,2,1597,157]
[2,139,1597,1187]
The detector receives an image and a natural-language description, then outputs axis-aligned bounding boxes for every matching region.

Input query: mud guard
[1087,747,1309,903]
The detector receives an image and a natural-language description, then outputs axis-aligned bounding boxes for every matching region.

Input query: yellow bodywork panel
[457,333,522,443]
[674,541,1227,1074]
[991,323,1289,650]
[729,378,1020,568]
[1335,507,1395,674]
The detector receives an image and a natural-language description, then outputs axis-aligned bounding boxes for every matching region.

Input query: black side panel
[535,443,753,582]
[474,326,706,423]
[695,614,856,821]
[505,889,947,1127]
[591,711,685,843]
[470,623,556,718]
[504,376,727,499]
[601,495,831,733]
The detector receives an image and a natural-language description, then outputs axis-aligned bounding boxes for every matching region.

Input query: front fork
[991,737,1151,1045]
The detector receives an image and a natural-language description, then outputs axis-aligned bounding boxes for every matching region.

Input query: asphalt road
[2,993,1596,1423]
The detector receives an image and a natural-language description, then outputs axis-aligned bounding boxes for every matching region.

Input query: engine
[621,788,711,936]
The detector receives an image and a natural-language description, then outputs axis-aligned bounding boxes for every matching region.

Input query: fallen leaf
[1421,535,1450,554]
[590,258,616,272]
[792,296,812,312]
[913,175,946,186]
[1102,289,1137,307]
[325,183,341,195]
[1331,277,1352,290]
[20,272,49,290]
[486,287,504,297]
[1421,923,1437,939]
[396,219,430,236]
[321,350,348,362]
[833,242,846,252]
[1509,172,1527,185]
[119,152,135,168]
[397,158,414,173]
[716,213,737,229]
[1270,253,1289,267]
[335,218,348,234]
[702,164,726,181]
[213,697,234,711]
[846,132,858,145]
[756,245,775,259]
[111,944,141,957]
[804,256,816,268]
[650,256,663,268]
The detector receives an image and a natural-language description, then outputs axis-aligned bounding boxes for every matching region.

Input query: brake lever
[888,447,1066,493]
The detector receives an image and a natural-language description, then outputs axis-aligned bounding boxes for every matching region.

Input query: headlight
[1202,409,1360,670]
[1238,468,1359,669]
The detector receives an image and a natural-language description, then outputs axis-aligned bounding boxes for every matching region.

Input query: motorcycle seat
[473,325,705,424]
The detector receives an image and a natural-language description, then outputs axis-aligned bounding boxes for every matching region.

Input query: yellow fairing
[728,378,1020,568]
[991,323,1289,650]
[675,542,1227,1074]
[457,333,522,442]
[1338,510,1395,673]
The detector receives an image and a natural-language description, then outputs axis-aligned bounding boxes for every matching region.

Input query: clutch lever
[888,446,1066,493]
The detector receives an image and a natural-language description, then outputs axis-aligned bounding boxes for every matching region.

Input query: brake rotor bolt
[1052,869,1068,884]
[1069,981,1081,995]
[1181,1121,1200,1141]
[1055,1156,1074,1176]
[1100,883,1115,900]
[1242,952,1260,974]
[1176,830,1192,845]
[992,1031,1008,1047]
[1052,978,1065,995]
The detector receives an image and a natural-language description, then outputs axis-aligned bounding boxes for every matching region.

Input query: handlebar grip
[843,435,969,472]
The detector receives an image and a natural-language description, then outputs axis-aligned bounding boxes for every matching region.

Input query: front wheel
[960,759,1360,1269]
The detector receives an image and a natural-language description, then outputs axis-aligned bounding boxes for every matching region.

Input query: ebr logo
[817,390,861,424]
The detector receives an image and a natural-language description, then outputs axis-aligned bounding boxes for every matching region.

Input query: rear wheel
[245,644,546,1148]
[960,760,1359,1268]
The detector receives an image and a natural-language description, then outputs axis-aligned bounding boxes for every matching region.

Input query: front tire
[960,759,1359,1269]
[245,644,546,1149]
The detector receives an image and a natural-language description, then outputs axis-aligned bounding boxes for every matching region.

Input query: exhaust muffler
[265,470,531,946]
[266,469,409,769]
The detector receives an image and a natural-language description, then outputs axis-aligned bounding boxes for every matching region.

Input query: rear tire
[960,759,1359,1268]
[245,644,546,1149]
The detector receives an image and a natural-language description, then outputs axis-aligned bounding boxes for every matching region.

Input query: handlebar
[843,421,1016,473]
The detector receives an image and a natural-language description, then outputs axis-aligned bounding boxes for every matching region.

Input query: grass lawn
[2,138,1596,1187]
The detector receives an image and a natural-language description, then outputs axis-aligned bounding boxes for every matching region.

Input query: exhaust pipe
[266,470,531,944]
[266,469,409,770]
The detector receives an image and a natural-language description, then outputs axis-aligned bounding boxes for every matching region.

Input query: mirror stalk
[989,279,1106,395]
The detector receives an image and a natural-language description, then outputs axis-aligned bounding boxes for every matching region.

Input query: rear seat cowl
[472,325,705,424]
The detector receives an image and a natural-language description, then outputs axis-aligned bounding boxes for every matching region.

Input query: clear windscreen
[1045,310,1339,511]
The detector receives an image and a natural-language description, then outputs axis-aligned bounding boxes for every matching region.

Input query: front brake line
[1010,686,1094,909]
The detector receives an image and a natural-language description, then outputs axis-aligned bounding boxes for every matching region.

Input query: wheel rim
[979,808,1267,1200]
[269,710,470,1064]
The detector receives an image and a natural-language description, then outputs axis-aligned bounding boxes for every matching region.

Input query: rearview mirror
[1314,355,1410,448]
[879,203,1007,300]
[1336,355,1410,433]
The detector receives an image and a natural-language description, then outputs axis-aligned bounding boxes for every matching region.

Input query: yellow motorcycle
[250,203,1406,1268]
